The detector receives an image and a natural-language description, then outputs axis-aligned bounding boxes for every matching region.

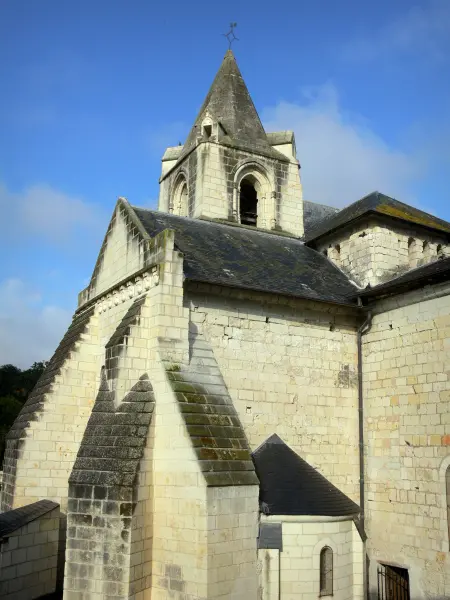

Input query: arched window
[171,178,188,217]
[437,244,445,260]
[447,466,450,550]
[239,177,258,226]
[320,546,333,596]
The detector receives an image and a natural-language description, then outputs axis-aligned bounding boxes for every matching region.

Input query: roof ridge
[131,207,304,243]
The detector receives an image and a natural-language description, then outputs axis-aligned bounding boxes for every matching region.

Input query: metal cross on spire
[223,22,238,49]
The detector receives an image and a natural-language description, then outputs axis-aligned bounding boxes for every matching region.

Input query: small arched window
[437,244,444,260]
[446,466,450,550]
[320,546,333,596]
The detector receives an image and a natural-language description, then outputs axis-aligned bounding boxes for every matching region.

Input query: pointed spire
[181,51,281,159]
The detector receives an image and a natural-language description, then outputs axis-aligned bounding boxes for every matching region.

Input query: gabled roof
[305,191,450,243]
[178,50,287,162]
[131,207,358,306]
[252,434,360,517]
[0,500,59,539]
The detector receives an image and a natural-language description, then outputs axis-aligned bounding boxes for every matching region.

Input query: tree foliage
[0,361,47,466]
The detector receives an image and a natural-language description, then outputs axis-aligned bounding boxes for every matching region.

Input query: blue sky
[1,0,449,366]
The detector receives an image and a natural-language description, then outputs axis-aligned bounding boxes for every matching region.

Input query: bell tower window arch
[233,162,274,229]
[171,175,189,217]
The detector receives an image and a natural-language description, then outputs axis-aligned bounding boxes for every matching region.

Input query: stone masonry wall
[0,505,60,600]
[271,519,361,600]
[317,219,450,288]
[363,283,450,599]
[1,306,98,512]
[64,371,154,600]
[186,282,360,501]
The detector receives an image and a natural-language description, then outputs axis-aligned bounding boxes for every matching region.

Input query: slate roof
[162,146,183,161]
[305,191,450,243]
[266,131,294,146]
[303,200,340,237]
[0,500,59,539]
[252,434,360,517]
[132,207,358,306]
[356,256,450,300]
[178,50,287,163]
[165,335,258,487]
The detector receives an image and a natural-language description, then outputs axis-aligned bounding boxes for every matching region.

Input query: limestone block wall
[186,283,360,501]
[206,486,259,599]
[0,504,60,600]
[258,518,363,600]
[316,219,450,288]
[64,372,155,600]
[78,200,167,308]
[1,306,99,512]
[363,283,450,599]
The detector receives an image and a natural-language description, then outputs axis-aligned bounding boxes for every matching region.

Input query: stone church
[1,50,450,600]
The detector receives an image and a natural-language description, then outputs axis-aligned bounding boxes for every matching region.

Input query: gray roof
[179,50,287,163]
[162,146,183,161]
[306,191,450,243]
[252,434,360,517]
[0,500,59,539]
[132,208,358,306]
[266,131,294,145]
[303,200,340,237]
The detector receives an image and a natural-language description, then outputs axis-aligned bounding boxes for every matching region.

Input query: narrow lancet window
[320,546,333,596]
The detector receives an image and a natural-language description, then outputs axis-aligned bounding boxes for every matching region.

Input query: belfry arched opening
[239,178,258,226]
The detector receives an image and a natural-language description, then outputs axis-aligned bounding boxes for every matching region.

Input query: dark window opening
[203,125,212,139]
[446,466,450,550]
[377,564,410,600]
[240,180,258,226]
[320,547,333,596]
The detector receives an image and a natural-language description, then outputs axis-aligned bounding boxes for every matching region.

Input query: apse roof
[305,191,450,243]
[252,434,360,517]
[132,207,358,306]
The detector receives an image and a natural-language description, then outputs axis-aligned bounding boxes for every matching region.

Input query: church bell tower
[158,50,304,237]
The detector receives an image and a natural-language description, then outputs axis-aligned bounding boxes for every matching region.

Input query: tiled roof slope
[165,335,258,487]
[303,200,340,237]
[69,371,154,489]
[132,208,358,306]
[305,191,450,243]
[179,50,286,163]
[252,434,360,517]
[0,500,59,539]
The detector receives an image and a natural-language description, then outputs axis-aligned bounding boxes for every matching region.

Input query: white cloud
[0,182,106,246]
[342,0,450,63]
[0,279,72,368]
[263,84,421,208]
